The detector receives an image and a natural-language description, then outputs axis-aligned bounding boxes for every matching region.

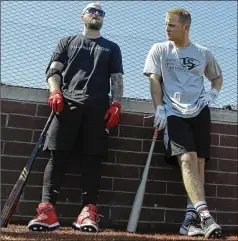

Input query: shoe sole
[188,230,204,236]
[72,222,98,232]
[28,221,60,232]
[204,224,222,238]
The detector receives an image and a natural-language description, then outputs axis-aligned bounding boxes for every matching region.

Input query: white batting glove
[154,105,167,130]
[200,88,219,107]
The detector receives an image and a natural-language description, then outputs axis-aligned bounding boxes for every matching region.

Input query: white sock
[194,201,211,220]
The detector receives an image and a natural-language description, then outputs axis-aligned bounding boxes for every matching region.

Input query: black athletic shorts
[164,106,211,166]
[43,100,109,158]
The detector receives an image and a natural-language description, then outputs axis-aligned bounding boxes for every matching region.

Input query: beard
[85,19,103,30]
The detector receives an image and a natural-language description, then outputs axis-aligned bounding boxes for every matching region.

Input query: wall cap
[1,85,237,124]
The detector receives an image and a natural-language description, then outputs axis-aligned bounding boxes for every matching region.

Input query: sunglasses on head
[84,7,105,17]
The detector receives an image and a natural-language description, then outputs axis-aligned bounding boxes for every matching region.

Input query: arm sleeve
[110,44,124,75]
[143,43,162,77]
[45,37,69,74]
[204,49,222,80]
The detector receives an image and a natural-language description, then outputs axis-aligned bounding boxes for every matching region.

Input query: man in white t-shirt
[143,8,223,239]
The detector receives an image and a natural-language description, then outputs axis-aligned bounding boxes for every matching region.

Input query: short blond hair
[166,8,191,25]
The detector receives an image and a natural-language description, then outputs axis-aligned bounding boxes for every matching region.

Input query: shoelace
[87,210,104,223]
[202,217,214,227]
[36,206,52,217]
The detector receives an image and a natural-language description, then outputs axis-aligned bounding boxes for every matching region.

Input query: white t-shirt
[143,41,222,118]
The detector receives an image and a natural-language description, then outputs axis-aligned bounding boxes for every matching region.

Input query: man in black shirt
[28,2,124,233]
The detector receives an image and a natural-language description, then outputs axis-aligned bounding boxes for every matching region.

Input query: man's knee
[177,152,198,167]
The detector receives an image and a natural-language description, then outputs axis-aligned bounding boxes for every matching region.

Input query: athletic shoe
[72,204,102,232]
[201,216,222,238]
[180,214,204,236]
[28,202,60,231]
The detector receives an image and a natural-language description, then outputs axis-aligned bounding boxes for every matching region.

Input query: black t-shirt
[47,34,124,104]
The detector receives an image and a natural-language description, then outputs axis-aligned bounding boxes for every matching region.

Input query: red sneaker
[28,202,60,231]
[72,204,102,232]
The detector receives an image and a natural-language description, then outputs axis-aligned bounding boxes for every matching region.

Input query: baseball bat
[127,127,159,233]
[1,111,55,228]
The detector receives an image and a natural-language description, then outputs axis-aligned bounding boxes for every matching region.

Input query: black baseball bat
[1,111,55,227]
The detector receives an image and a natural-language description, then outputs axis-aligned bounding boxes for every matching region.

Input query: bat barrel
[127,128,159,233]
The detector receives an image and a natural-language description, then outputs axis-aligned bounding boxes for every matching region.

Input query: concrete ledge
[1,85,237,124]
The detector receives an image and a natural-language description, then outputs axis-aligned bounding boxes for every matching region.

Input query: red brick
[167,182,186,195]
[1,184,14,199]
[219,159,238,172]
[206,158,219,171]
[113,178,139,192]
[211,123,238,135]
[113,178,166,194]
[4,142,49,158]
[217,185,237,198]
[146,180,166,194]
[211,134,219,145]
[165,210,185,223]
[220,135,238,147]
[205,184,217,197]
[1,169,44,187]
[205,171,237,185]
[207,197,237,211]
[8,114,48,130]
[102,163,139,178]
[1,141,5,154]
[116,151,158,166]
[119,126,154,139]
[217,212,238,225]
[1,170,24,185]
[143,115,154,127]
[109,126,119,137]
[1,156,48,172]
[167,183,216,197]
[1,100,36,115]
[120,112,144,126]
[210,146,237,160]
[1,127,33,142]
[108,137,142,152]
[100,177,113,191]
[98,190,154,206]
[37,104,51,117]
[111,206,164,222]
[154,194,186,209]
[148,167,182,182]
[1,114,7,127]
[142,140,165,154]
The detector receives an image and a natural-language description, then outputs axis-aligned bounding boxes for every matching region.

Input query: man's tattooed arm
[110,73,124,103]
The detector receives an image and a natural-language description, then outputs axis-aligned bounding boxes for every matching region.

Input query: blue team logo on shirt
[179,57,200,70]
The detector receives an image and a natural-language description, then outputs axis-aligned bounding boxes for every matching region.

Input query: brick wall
[1,92,238,233]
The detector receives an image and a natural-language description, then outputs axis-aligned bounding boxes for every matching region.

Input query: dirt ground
[1,225,238,241]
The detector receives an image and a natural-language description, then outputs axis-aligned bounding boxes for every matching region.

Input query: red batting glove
[48,90,64,113]
[104,102,121,129]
